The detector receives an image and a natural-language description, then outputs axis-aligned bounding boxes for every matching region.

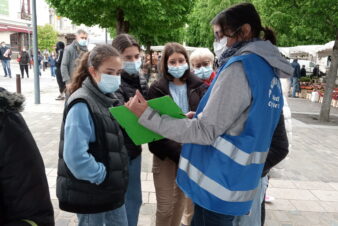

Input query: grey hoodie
[139,40,293,145]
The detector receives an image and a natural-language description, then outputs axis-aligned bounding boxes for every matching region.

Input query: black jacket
[0,88,54,226]
[147,74,208,164]
[56,41,65,68]
[115,71,149,159]
[262,112,289,177]
[57,79,129,214]
[19,51,30,65]
[0,46,11,60]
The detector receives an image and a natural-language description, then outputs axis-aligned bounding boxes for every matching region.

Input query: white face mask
[213,37,228,59]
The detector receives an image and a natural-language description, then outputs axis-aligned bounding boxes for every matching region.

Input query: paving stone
[142,181,156,192]
[319,201,338,213]
[270,179,297,189]
[330,183,338,191]
[311,190,338,202]
[268,188,318,201]
[293,181,335,191]
[265,199,297,211]
[149,192,156,204]
[289,200,326,212]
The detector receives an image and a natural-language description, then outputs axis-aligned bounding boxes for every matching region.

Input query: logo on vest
[268,77,281,109]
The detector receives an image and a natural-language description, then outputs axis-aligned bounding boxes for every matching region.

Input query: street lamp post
[27,24,31,51]
[32,0,40,104]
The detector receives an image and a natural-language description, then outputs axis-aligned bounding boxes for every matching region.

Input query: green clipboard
[109,96,186,145]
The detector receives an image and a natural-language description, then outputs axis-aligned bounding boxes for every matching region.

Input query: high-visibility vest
[177,54,283,216]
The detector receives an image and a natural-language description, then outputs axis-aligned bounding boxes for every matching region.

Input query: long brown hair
[68,44,120,94]
[160,42,190,82]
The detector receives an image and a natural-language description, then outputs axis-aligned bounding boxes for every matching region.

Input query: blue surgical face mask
[123,60,142,75]
[168,63,189,78]
[78,39,87,47]
[97,74,121,94]
[194,66,213,80]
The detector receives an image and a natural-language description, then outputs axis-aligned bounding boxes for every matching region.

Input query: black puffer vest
[115,71,149,159]
[57,78,129,214]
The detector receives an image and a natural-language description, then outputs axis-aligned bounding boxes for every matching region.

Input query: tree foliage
[253,0,338,46]
[37,24,58,52]
[46,0,193,47]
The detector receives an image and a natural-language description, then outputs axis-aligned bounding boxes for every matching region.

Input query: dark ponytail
[68,52,91,94]
[68,44,121,94]
[262,26,277,45]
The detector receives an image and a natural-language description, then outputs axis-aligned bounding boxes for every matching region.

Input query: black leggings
[20,65,29,78]
[56,66,65,93]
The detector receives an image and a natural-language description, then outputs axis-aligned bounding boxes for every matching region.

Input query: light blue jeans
[233,175,268,226]
[125,155,142,226]
[77,204,128,226]
[1,59,11,77]
[292,77,299,97]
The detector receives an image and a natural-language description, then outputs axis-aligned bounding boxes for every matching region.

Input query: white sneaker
[265,195,275,203]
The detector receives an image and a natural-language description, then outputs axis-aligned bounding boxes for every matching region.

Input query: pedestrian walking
[147,42,207,226]
[291,59,301,97]
[300,65,306,77]
[112,33,147,226]
[56,44,129,226]
[43,49,50,71]
[190,48,216,86]
[125,3,293,226]
[19,48,30,78]
[55,41,66,100]
[48,52,57,78]
[0,87,54,226]
[61,29,88,88]
[0,41,12,78]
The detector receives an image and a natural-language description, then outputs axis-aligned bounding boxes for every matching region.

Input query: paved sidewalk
[1,68,338,226]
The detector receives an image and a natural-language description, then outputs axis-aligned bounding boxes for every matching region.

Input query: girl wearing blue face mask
[112,33,149,226]
[57,45,129,226]
[147,42,207,226]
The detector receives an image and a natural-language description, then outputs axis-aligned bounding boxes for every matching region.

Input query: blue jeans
[1,59,11,77]
[292,77,299,97]
[50,66,56,77]
[77,204,128,226]
[125,155,142,226]
[191,204,234,226]
[233,176,268,226]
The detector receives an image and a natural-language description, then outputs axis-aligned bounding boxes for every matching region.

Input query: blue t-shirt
[63,102,106,185]
[169,82,189,114]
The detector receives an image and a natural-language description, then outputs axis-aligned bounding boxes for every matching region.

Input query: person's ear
[242,24,252,39]
[88,66,100,81]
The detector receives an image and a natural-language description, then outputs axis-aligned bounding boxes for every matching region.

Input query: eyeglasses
[214,26,242,41]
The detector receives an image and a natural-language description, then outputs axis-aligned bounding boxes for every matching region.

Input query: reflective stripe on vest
[212,137,269,166]
[179,157,258,202]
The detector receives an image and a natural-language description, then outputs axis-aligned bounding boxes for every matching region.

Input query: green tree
[46,0,193,47]
[37,24,58,52]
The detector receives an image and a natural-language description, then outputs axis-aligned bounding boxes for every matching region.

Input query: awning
[0,24,32,33]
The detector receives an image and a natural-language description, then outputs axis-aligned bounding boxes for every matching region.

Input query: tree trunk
[319,29,338,122]
[116,9,129,34]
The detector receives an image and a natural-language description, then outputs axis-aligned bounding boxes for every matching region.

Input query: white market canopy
[278,41,334,59]
[151,45,201,54]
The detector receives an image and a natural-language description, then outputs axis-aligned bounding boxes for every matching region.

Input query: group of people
[1,3,294,226]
